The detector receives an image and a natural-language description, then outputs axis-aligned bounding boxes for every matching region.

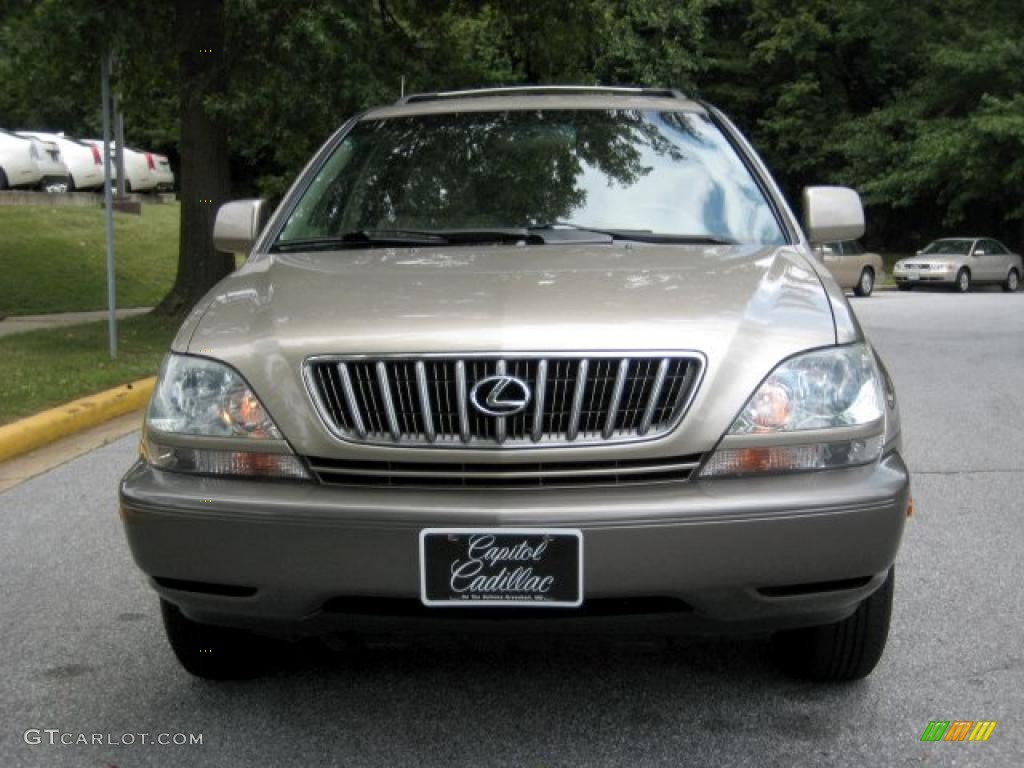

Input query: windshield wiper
[272,230,449,252]
[273,225,737,252]
[528,222,737,245]
[428,228,546,245]
[273,228,552,252]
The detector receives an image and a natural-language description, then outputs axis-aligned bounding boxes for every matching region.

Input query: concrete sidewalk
[0,307,152,337]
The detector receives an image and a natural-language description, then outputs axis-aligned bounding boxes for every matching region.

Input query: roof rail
[396,85,688,105]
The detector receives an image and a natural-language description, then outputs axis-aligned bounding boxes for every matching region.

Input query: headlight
[701,343,885,477]
[728,343,883,433]
[148,354,282,438]
[144,354,310,480]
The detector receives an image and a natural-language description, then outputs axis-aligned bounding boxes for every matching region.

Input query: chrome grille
[305,353,703,448]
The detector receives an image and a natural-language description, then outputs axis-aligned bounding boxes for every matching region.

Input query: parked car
[120,86,909,683]
[18,131,104,190]
[894,238,1021,292]
[83,140,160,192]
[0,128,43,189]
[0,128,68,191]
[816,240,885,297]
[149,152,175,191]
[19,133,69,192]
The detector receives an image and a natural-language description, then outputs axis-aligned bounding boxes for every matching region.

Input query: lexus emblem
[470,375,532,416]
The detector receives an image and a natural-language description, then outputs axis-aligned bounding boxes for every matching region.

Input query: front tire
[1004,269,1019,293]
[853,268,875,297]
[954,268,971,293]
[0,167,8,190]
[773,567,894,682]
[160,599,266,679]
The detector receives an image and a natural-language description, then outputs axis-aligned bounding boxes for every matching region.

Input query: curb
[0,377,155,464]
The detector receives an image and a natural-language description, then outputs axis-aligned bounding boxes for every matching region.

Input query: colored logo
[920,721,996,742]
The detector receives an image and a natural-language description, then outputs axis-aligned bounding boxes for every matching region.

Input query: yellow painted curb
[0,377,155,463]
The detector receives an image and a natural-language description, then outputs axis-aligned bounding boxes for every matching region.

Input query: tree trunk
[156,0,233,316]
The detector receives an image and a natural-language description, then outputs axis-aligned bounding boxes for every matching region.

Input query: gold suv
[120,86,909,682]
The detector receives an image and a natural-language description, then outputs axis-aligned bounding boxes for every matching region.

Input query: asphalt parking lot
[1,290,1022,767]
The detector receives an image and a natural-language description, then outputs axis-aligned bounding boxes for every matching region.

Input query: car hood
[178,243,843,459]
[898,254,964,265]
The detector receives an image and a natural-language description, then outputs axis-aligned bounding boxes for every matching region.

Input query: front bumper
[119,452,909,636]
[894,271,956,284]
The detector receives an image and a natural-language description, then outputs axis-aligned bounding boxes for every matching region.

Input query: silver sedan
[894,238,1021,292]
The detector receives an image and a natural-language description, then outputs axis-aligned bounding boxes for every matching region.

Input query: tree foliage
[1,0,1021,309]
[838,0,1024,239]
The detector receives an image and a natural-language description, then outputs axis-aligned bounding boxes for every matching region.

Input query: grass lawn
[0,313,177,425]
[0,203,179,316]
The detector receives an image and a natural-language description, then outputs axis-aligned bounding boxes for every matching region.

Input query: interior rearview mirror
[213,199,268,255]
[802,186,865,245]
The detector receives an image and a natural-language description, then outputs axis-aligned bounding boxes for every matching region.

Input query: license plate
[908,273,920,281]
[419,528,583,607]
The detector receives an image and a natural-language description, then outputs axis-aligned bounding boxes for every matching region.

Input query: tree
[838,0,1024,248]
[2,0,1022,280]
[156,0,233,315]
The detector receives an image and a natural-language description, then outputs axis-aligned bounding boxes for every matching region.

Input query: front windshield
[277,109,787,246]
[923,239,974,255]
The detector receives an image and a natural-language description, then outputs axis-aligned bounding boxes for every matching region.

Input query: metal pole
[114,96,126,198]
[101,49,117,359]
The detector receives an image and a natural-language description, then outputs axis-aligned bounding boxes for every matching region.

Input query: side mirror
[213,199,267,254]
[802,186,865,245]
[974,250,986,257]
